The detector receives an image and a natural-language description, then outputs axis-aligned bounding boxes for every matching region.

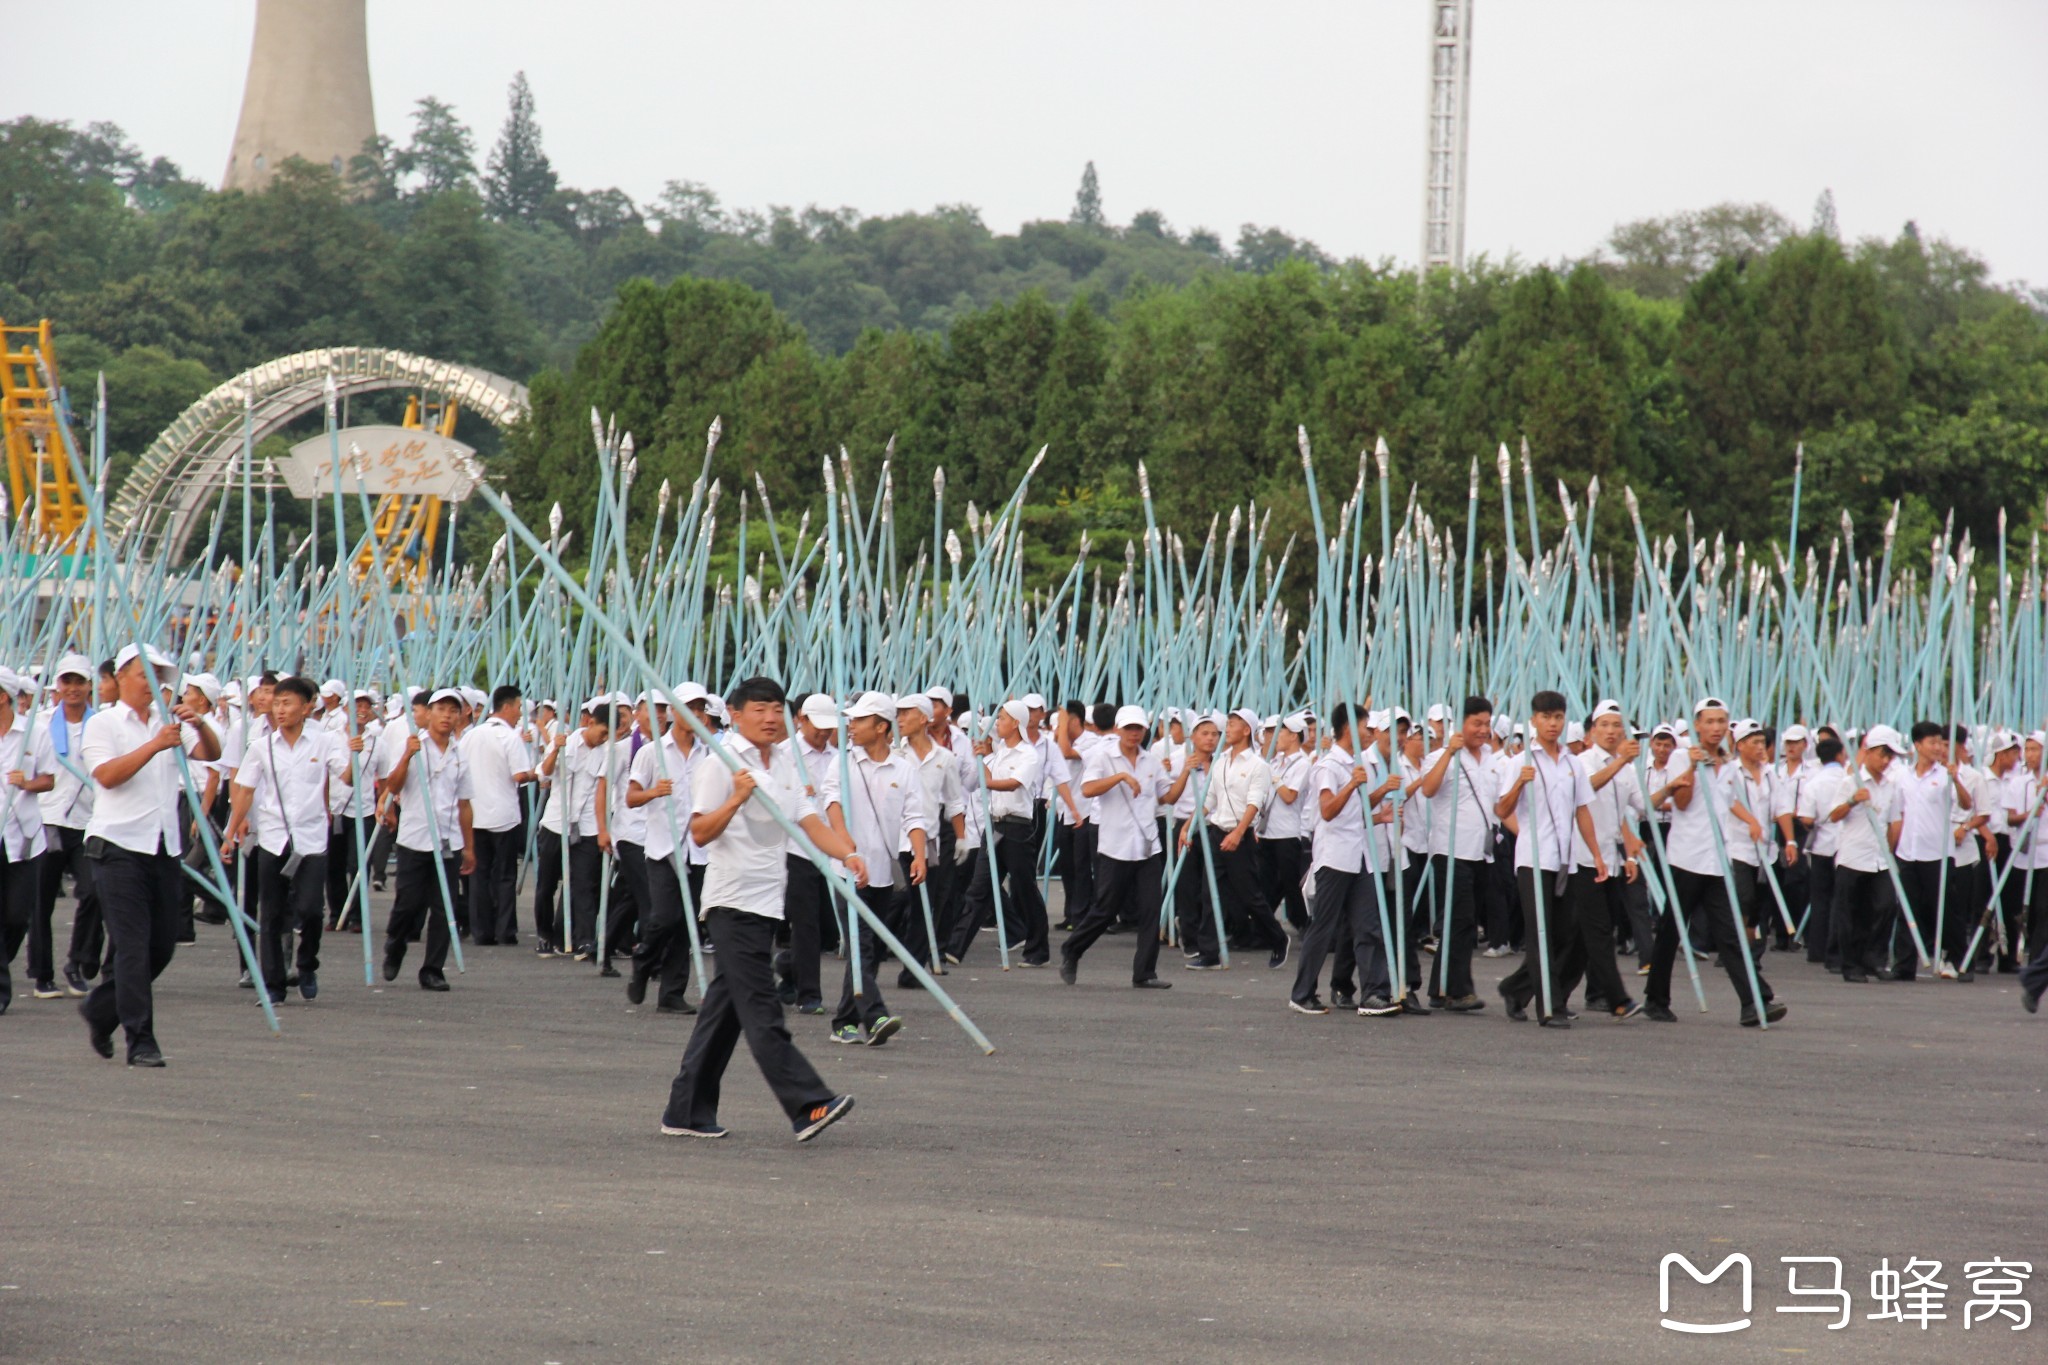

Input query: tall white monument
[1420,0,1474,273]
[222,0,376,191]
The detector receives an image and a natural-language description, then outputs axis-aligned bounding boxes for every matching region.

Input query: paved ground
[3,897,2044,1364]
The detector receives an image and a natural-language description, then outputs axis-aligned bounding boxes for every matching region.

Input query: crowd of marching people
[5,649,2048,1122]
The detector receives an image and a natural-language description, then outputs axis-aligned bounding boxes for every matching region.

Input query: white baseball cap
[1190,711,1224,733]
[1282,711,1312,734]
[1781,724,1810,743]
[1229,706,1261,731]
[1022,693,1047,712]
[1864,723,1911,757]
[181,673,224,704]
[430,688,466,707]
[116,643,176,672]
[1991,729,2022,754]
[1693,695,1728,716]
[352,688,378,703]
[924,685,953,707]
[1000,699,1032,727]
[1730,718,1765,743]
[800,693,841,726]
[0,668,24,697]
[320,679,346,698]
[1426,703,1450,723]
[1591,699,1622,721]
[1112,704,1148,730]
[845,690,896,721]
[1650,722,1678,741]
[672,681,710,707]
[896,693,934,719]
[1366,709,1391,731]
[1564,722,1586,744]
[55,652,93,681]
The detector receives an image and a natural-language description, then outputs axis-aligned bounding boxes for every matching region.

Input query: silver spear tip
[1027,445,1048,477]
[945,529,962,565]
[1373,434,1390,479]
[1794,440,1804,472]
[620,431,635,459]
[1586,474,1600,502]
[1495,442,1512,481]
[1297,425,1312,469]
[1519,435,1531,473]
[1468,457,1479,497]
[884,433,896,459]
[1137,461,1151,498]
[933,466,945,495]
[1622,485,1640,518]
[658,478,672,513]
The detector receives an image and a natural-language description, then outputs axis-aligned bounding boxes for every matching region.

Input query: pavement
[2,900,2044,1364]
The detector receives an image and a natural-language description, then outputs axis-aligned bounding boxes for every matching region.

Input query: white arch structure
[110,346,529,562]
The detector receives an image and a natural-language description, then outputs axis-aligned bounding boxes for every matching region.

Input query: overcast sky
[12,0,2047,284]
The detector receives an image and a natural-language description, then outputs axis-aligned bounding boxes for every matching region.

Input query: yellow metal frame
[0,317,90,547]
[354,393,456,582]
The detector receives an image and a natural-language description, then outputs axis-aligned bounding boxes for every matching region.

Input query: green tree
[394,97,477,197]
[483,72,558,223]
[1070,161,1104,231]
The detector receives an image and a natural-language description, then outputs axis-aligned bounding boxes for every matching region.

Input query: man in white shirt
[2014,763,2048,1011]
[1288,704,1400,1015]
[661,675,865,1143]
[626,683,713,1014]
[31,653,98,999]
[1892,720,1974,982]
[463,684,537,947]
[894,694,965,987]
[1062,705,1174,988]
[377,688,475,991]
[1792,734,1848,968]
[955,700,1048,965]
[1819,725,1909,982]
[1049,701,1099,933]
[325,689,382,933]
[1495,690,1612,1027]
[78,643,221,1066]
[1986,731,2030,973]
[1190,708,1287,968]
[1410,696,1498,1010]
[223,676,357,1005]
[826,692,928,1046]
[1260,713,1315,936]
[1,668,58,1014]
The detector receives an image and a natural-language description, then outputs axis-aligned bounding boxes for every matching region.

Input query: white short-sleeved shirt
[1204,746,1273,832]
[1718,763,1775,867]
[234,724,349,856]
[1509,743,1596,873]
[1798,762,1845,857]
[1,716,55,861]
[1261,748,1313,840]
[329,718,381,818]
[1421,744,1497,861]
[630,732,703,864]
[984,739,1042,823]
[462,716,533,833]
[1820,760,1904,874]
[1660,750,1725,877]
[380,731,473,854]
[1084,743,1168,861]
[1896,761,1962,863]
[2014,777,2048,870]
[1572,746,1643,866]
[901,739,963,844]
[83,702,210,856]
[691,741,818,919]
[840,746,928,888]
[36,706,95,830]
[1309,744,1368,874]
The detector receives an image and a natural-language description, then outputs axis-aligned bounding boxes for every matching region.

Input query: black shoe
[195,906,229,925]
[626,970,649,1005]
[1332,990,1357,1009]
[298,971,318,1001]
[1399,992,1432,1016]
[1442,995,1485,1012]
[258,992,285,1007]
[1133,978,1171,989]
[1288,996,1331,1015]
[474,939,498,948]
[1268,940,1290,970]
[1955,969,1975,983]
[796,999,826,1015]
[1739,1000,1789,1027]
[598,963,622,979]
[82,1002,114,1059]
[128,1048,166,1068]
[1018,957,1049,969]
[1613,999,1644,1020]
[238,969,254,989]
[655,1001,698,1015]
[382,943,402,982]
[659,1120,728,1139]
[1538,1014,1572,1029]
[1499,986,1528,1022]
[62,965,89,997]
[1052,921,1075,933]
[1644,1002,1678,1023]
[793,1094,855,1142]
[1183,956,1223,970]
[1058,958,1077,986]
[419,972,450,992]
[2024,989,2041,1015]
[896,970,922,990]
[1843,970,1870,983]
[31,981,62,1000]
[1356,995,1400,1017]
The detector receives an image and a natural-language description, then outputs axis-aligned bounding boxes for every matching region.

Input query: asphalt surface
[3,891,2044,1364]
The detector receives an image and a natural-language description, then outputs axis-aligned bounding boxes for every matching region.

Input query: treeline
[4,80,2046,586]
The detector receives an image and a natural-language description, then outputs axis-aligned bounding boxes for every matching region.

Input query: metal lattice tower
[1421,0,1474,273]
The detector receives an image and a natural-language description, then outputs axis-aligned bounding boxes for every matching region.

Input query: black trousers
[1420,855,1482,1000]
[257,847,326,996]
[665,906,835,1129]
[1830,864,1893,977]
[833,884,899,1030]
[0,847,37,1012]
[1331,864,1394,1002]
[325,813,375,928]
[636,855,699,1010]
[1992,836,2023,968]
[893,850,943,974]
[1549,869,1634,1012]
[951,818,1048,963]
[604,841,648,962]
[533,834,566,950]
[1063,851,1166,982]
[1803,852,1836,964]
[1645,866,1769,1010]
[1053,819,1096,927]
[1169,823,1219,960]
[1893,858,1950,979]
[563,838,604,951]
[1260,835,1310,932]
[367,820,397,886]
[1485,826,1522,948]
[1502,867,1584,1016]
[386,846,455,978]
[469,825,523,943]
[781,854,836,1006]
[33,825,97,983]
[81,844,182,1058]
[1204,826,1285,954]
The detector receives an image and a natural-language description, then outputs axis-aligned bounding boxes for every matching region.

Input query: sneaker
[238,969,254,989]
[1644,1002,1678,1023]
[299,971,318,1001]
[1399,992,1432,1016]
[1419,936,1439,954]
[1481,944,1509,959]
[1356,995,1400,1017]
[32,981,62,1000]
[1332,990,1357,1009]
[1058,959,1077,986]
[942,952,962,966]
[2023,988,2041,1015]
[62,965,88,997]
[626,970,650,1006]
[1288,996,1331,1015]
[796,1000,827,1016]
[659,1121,728,1139]
[1612,999,1643,1020]
[573,948,594,962]
[1052,921,1075,933]
[1499,986,1528,1022]
[1636,962,1652,975]
[1538,1013,1572,1029]
[1268,940,1290,970]
[1442,994,1485,1012]
[865,1016,903,1046]
[1184,956,1223,970]
[793,1094,854,1142]
[829,1025,863,1045]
